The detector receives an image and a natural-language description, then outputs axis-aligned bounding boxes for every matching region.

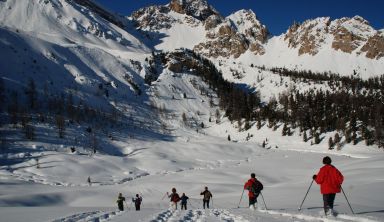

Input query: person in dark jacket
[200,186,212,209]
[180,193,189,210]
[167,188,180,210]
[132,194,142,211]
[116,193,126,211]
[244,173,263,210]
[313,156,344,216]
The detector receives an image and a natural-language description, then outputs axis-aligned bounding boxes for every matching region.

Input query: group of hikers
[116,156,344,216]
[166,186,213,210]
[116,193,143,211]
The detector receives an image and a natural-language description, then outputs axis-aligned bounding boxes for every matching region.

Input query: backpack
[250,180,263,194]
[171,193,180,202]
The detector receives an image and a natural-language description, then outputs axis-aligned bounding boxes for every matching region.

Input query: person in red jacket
[313,156,344,216]
[167,188,180,210]
[244,173,263,210]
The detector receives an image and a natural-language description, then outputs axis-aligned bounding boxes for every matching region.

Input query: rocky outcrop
[330,16,372,53]
[283,16,383,59]
[194,33,248,58]
[284,17,330,55]
[194,10,268,58]
[360,32,384,59]
[169,0,219,21]
[204,14,224,30]
[131,5,174,30]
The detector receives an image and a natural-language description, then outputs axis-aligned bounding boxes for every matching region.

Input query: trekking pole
[161,193,167,200]
[341,186,355,214]
[237,189,245,208]
[211,197,214,209]
[298,180,314,211]
[260,192,268,210]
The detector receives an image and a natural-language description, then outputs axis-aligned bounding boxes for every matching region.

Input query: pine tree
[328,137,334,150]
[314,132,321,144]
[55,115,65,138]
[0,78,4,111]
[257,119,262,130]
[303,131,308,142]
[26,78,37,109]
[182,112,187,124]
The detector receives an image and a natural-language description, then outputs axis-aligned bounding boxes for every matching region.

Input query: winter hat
[251,173,256,178]
[323,156,332,164]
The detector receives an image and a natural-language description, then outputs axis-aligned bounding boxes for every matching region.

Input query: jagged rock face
[204,14,223,30]
[194,10,268,58]
[284,16,384,59]
[284,17,330,56]
[169,0,219,21]
[194,32,248,58]
[330,16,372,53]
[230,10,268,43]
[360,32,384,59]
[228,10,268,55]
[131,5,174,30]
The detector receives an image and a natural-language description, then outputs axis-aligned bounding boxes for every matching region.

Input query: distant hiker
[200,186,212,209]
[87,176,91,186]
[167,188,180,210]
[313,156,344,216]
[180,193,189,210]
[116,193,126,211]
[132,194,142,211]
[244,173,263,210]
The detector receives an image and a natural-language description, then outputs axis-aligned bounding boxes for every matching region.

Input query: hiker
[313,156,344,216]
[244,173,263,210]
[132,194,142,211]
[116,193,126,211]
[167,188,180,210]
[200,186,212,209]
[180,193,189,210]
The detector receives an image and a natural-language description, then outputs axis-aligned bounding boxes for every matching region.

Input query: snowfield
[0,0,384,222]
[1,135,384,222]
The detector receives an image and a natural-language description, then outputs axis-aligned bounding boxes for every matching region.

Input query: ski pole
[298,180,314,211]
[161,192,167,200]
[237,189,245,208]
[260,192,268,210]
[211,197,214,208]
[341,186,355,214]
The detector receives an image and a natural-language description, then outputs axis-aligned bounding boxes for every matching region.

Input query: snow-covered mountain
[1,1,384,221]
[130,0,384,77]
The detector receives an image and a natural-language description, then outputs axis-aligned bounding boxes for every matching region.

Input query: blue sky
[95,0,383,35]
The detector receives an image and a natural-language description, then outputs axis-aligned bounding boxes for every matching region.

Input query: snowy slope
[1,1,384,222]
[1,136,383,222]
[0,0,147,53]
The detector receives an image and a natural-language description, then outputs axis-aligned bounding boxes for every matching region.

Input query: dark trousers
[249,193,259,206]
[181,202,187,210]
[203,199,210,209]
[323,193,336,213]
[135,204,140,211]
[118,203,124,211]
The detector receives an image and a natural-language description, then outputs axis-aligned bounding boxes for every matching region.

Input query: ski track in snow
[261,210,380,222]
[149,209,250,222]
[51,210,119,222]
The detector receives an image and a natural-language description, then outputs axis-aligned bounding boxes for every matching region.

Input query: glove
[312,175,317,180]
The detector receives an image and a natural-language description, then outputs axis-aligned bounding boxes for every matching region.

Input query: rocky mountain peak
[283,16,383,59]
[169,0,219,21]
[284,17,331,55]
